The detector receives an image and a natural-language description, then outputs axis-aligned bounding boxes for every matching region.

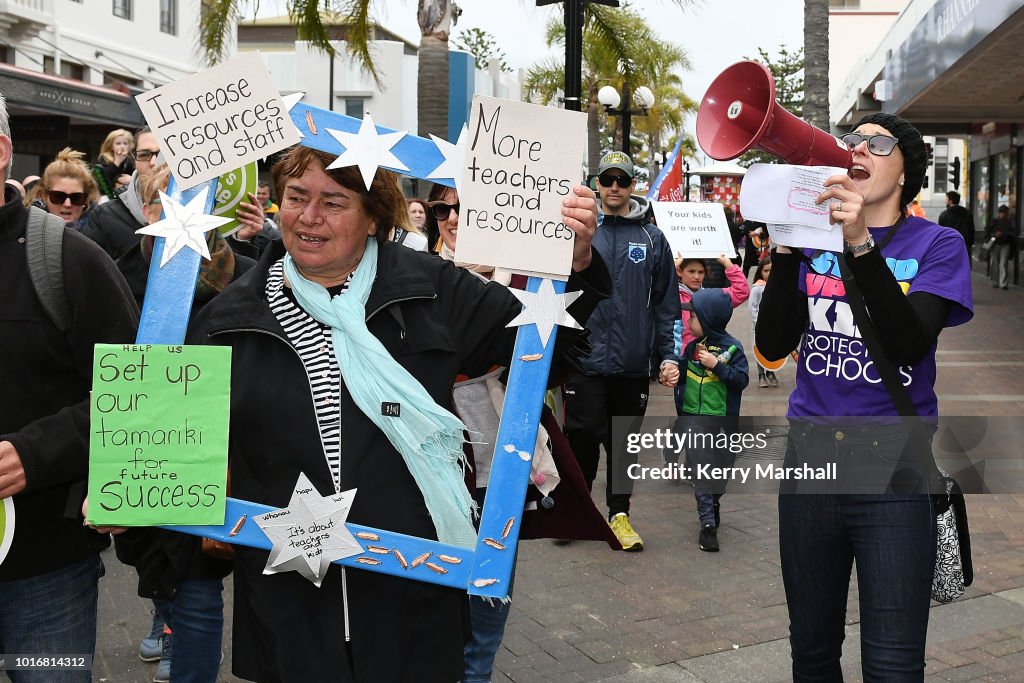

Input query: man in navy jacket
[564,151,680,551]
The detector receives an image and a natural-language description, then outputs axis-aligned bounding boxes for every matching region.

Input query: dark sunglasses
[840,133,900,156]
[135,149,160,162]
[429,202,460,221]
[598,173,632,188]
[46,190,87,206]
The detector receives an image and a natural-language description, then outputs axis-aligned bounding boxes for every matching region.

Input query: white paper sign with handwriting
[455,96,587,279]
[136,52,300,190]
[651,201,738,258]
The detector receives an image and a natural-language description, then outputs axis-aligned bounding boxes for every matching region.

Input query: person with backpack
[0,94,139,680]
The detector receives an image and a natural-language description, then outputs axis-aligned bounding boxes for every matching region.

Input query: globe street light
[598,83,655,157]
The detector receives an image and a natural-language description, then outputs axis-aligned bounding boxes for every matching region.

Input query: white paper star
[254,473,361,587]
[281,92,306,138]
[506,279,584,348]
[135,187,232,267]
[325,113,409,190]
[427,124,469,194]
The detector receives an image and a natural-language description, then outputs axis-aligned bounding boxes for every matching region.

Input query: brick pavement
[3,271,1021,683]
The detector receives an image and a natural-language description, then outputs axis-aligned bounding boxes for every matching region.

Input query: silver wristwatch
[844,235,876,255]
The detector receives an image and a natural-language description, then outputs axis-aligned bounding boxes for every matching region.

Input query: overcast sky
[254,0,803,152]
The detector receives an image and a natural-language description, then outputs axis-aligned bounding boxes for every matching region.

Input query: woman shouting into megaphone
[755,113,974,681]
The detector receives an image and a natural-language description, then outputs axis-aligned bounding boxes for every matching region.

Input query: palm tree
[200,1,695,144]
[523,3,691,175]
[802,0,829,130]
[199,0,458,139]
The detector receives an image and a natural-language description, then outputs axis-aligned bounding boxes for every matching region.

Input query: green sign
[0,498,13,566]
[212,161,258,236]
[87,344,231,526]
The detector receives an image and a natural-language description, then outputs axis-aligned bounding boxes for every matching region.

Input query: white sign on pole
[455,96,588,279]
[651,202,737,258]
[136,52,301,190]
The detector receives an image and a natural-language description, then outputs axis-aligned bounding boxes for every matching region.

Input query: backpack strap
[25,206,71,333]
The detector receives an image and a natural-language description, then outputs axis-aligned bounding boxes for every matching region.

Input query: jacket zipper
[364,293,436,322]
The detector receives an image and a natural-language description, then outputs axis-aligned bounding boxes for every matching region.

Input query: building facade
[830,0,1024,284]
[1,0,203,178]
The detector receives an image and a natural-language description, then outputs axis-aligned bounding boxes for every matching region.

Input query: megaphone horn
[697,61,852,168]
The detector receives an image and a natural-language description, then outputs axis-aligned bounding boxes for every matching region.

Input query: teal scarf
[284,238,477,549]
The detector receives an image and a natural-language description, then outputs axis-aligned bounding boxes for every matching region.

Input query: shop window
[160,0,177,35]
[113,0,132,20]
[103,70,142,88]
[971,160,989,230]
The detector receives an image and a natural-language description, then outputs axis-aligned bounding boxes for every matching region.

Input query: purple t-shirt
[788,217,973,418]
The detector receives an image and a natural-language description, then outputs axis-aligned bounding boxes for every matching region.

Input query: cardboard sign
[136,52,300,190]
[212,161,259,236]
[651,201,738,258]
[455,96,587,279]
[87,344,231,526]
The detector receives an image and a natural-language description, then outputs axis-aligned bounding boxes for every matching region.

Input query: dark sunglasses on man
[840,133,900,156]
[598,173,633,189]
[428,201,460,221]
[46,190,88,206]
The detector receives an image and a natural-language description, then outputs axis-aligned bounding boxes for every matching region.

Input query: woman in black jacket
[185,145,609,682]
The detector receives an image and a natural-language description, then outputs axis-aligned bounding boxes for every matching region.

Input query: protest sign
[87,344,231,526]
[0,498,12,565]
[652,201,738,258]
[455,96,587,279]
[212,162,259,236]
[136,52,300,190]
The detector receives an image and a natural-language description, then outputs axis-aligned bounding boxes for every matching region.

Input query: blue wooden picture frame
[145,100,572,600]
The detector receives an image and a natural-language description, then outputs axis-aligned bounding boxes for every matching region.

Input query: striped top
[266,259,348,492]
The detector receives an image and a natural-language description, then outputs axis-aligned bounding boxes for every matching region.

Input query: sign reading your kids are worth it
[135,52,300,190]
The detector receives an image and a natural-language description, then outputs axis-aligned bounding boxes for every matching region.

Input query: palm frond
[334,0,381,86]
[198,0,242,66]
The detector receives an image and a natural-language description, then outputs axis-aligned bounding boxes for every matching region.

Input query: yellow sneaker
[609,513,644,552]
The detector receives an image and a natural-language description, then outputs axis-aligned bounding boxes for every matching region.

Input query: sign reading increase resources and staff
[136,52,300,190]
[455,96,587,279]
[87,345,231,526]
[651,202,738,258]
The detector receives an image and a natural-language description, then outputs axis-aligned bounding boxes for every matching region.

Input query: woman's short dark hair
[271,145,407,244]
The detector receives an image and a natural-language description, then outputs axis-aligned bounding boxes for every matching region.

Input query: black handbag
[836,248,973,603]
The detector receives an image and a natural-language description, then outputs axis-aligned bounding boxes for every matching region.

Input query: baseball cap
[598,151,635,178]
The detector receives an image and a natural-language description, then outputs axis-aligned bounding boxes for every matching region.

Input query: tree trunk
[417,0,458,138]
[417,35,450,138]
[648,128,662,180]
[803,0,830,130]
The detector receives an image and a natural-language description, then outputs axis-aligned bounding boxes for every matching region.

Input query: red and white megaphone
[697,61,852,168]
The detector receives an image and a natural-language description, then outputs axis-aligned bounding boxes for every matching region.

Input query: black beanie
[854,113,926,210]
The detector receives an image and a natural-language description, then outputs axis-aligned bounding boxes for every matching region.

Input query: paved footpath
[7,269,1020,683]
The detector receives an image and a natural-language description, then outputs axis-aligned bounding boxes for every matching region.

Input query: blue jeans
[0,555,104,683]
[463,589,513,683]
[155,579,224,683]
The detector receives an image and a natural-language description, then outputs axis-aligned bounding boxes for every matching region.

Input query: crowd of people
[0,95,984,683]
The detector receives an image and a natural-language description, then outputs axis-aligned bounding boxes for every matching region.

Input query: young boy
[679,288,749,552]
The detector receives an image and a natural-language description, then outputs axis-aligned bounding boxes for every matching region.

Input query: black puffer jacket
[0,187,139,582]
[81,189,148,307]
[186,239,610,682]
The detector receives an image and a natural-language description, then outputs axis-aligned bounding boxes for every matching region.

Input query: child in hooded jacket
[679,288,749,552]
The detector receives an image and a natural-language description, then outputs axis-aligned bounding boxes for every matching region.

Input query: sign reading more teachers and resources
[87,345,231,527]
[136,52,300,190]
[651,202,738,258]
[455,96,588,279]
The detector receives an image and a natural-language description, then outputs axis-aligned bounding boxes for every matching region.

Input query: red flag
[657,150,684,202]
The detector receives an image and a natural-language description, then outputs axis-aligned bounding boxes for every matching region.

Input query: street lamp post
[537,0,621,112]
[597,84,655,157]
